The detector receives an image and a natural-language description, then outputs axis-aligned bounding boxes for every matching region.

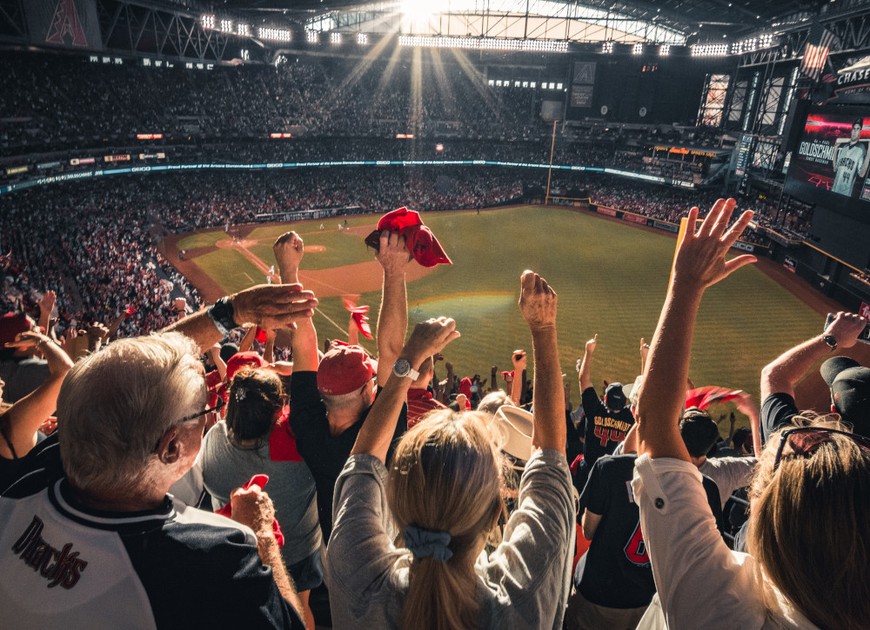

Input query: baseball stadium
[2,0,870,628]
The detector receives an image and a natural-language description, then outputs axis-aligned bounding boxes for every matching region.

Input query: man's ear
[155,428,182,465]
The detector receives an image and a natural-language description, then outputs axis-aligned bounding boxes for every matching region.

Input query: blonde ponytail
[387,410,504,630]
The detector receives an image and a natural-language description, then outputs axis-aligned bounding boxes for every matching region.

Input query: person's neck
[68,482,168,513]
[326,408,363,437]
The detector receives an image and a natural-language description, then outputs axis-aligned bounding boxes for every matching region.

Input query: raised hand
[823,311,868,349]
[519,270,557,330]
[376,231,412,275]
[272,231,304,281]
[230,284,317,332]
[38,290,57,316]
[673,198,756,290]
[5,330,50,352]
[402,317,461,364]
[586,334,598,354]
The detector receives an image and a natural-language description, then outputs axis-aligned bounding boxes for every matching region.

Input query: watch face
[394,359,411,377]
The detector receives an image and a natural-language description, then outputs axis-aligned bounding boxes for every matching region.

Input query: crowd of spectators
[3,199,867,628]
[2,45,866,630]
[0,51,546,155]
[2,163,789,347]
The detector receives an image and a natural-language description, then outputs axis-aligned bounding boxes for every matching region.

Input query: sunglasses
[773,426,870,472]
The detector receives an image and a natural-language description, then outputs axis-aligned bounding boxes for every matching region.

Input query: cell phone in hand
[824,313,870,344]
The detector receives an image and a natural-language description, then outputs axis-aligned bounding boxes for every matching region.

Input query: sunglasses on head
[773,426,870,472]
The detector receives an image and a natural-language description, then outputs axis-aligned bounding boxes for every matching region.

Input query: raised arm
[351,318,460,463]
[37,291,56,339]
[519,270,565,453]
[577,334,597,392]
[273,232,319,373]
[636,199,755,461]
[639,337,650,374]
[2,332,74,457]
[238,325,258,353]
[760,311,867,401]
[375,231,412,384]
[162,284,317,355]
[208,344,228,380]
[510,350,526,405]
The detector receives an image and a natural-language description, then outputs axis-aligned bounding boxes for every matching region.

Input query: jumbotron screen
[784,106,870,219]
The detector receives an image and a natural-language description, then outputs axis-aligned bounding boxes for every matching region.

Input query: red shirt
[406,388,447,428]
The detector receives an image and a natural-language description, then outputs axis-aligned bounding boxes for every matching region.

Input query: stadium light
[632,43,643,55]
[659,44,670,57]
[258,27,291,42]
[201,14,216,30]
[397,35,568,53]
[357,33,368,45]
[220,19,233,33]
[330,32,342,44]
[240,49,250,61]
[237,23,251,37]
[306,30,318,44]
[602,41,614,54]
[690,43,728,57]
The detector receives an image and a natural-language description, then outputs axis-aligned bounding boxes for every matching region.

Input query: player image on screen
[831,119,870,197]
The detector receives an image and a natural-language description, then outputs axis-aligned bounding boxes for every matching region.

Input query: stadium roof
[217,0,829,43]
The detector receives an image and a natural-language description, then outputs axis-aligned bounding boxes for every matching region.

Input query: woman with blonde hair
[632,199,870,629]
[325,271,575,629]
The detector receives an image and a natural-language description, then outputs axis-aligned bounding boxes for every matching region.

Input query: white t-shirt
[832,142,866,196]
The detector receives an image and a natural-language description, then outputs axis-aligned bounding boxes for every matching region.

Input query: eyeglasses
[173,397,225,425]
[773,426,870,472]
[153,398,225,453]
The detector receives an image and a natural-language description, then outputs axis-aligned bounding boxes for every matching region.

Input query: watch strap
[207,297,237,336]
[393,359,420,381]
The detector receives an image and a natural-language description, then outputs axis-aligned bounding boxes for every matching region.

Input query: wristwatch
[822,334,837,351]
[207,297,237,335]
[393,358,420,381]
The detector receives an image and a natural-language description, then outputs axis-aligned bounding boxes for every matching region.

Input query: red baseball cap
[226,351,266,382]
[317,342,377,396]
[365,207,452,268]
[0,312,31,346]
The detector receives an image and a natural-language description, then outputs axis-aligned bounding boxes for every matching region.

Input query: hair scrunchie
[404,525,453,562]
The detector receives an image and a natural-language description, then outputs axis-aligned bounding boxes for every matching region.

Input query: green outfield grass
[193,250,266,294]
[176,231,227,250]
[185,206,823,403]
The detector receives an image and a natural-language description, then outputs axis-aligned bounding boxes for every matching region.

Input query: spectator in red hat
[406,356,447,429]
[279,230,410,539]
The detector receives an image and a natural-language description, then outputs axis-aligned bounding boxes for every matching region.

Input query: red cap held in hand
[365,207,452,268]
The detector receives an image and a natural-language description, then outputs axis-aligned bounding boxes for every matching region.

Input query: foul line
[315,307,350,338]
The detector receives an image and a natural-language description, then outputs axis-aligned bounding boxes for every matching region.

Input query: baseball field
[166,205,848,415]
